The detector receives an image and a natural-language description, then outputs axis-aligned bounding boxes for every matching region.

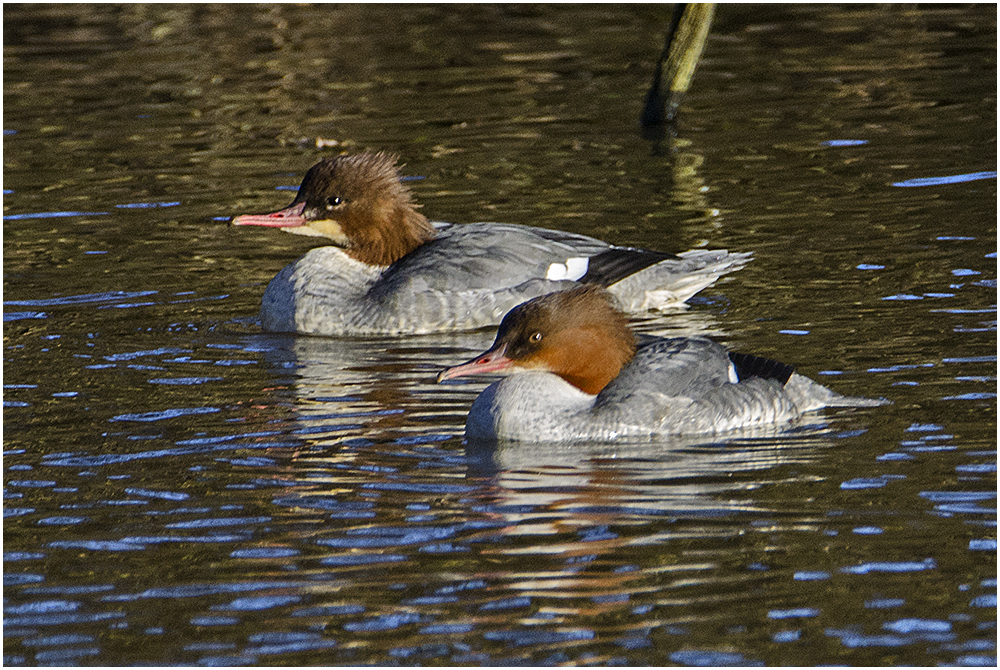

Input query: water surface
[4,4,996,666]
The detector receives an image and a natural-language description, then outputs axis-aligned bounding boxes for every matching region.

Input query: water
[3,4,995,666]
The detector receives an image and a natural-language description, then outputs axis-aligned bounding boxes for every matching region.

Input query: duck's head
[233,151,436,266]
[438,286,637,395]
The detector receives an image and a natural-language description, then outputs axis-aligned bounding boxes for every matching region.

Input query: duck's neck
[536,326,634,395]
[344,206,437,267]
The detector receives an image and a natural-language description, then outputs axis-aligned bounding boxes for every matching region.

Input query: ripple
[148,377,223,386]
[110,407,220,422]
[211,595,301,611]
[102,580,305,602]
[970,594,996,608]
[316,525,458,549]
[823,139,868,147]
[3,210,109,220]
[768,608,820,619]
[116,201,180,209]
[124,488,191,501]
[7,480,56,489]
[670,650,763,666]
[319,553,406,567]
[841,477,889,490]
[4,600,79,615]
[884,618,951,633]
[826,626,955,648]
[853,526,884,535]
[3,611,125,627]
[419,623,474,635]
[343,612,423,632]
[5,290,157,307]
[34,647,101,662]
[243,631,337,656]
[840,558,937,574]
[22,633,95,647]
[38,516,88,526]
[892,171,997,187]
[165,516,272,530]
[942,393,996,401]
[865,598,905,609]
[230,547,300,559]
[793,571,830,581]
[273,495,374,513]
[191,616,239,626]
[4,311,47,322]
[484,628,595,647]
[48,540,142,552]
[292,604,365,617]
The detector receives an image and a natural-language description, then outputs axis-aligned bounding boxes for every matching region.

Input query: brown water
[3,4,996,666]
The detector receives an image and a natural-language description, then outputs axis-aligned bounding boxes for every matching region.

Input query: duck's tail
[784,373,890,412]
[607,249,753,311]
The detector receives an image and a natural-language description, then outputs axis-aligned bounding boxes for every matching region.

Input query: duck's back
[591,336,884,435]
[588,337,800,434]
[379,222,609,289]
[365,222,695,333]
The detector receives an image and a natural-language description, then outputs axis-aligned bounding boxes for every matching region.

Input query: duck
[438,286,887,441]
[232,151,750,336]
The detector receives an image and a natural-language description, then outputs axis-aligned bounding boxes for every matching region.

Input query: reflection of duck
[439,286,886,441]
[233,151,749,336]
[464,430,831,521]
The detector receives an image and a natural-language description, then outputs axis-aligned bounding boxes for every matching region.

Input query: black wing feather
[579,247,680,286]
[728,351,795,385]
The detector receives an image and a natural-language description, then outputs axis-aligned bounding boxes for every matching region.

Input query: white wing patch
[728,362,739,384]
[545,256,590,281]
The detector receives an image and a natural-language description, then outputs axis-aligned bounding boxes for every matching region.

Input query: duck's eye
[529,331,543,343]
[325,196,344,210]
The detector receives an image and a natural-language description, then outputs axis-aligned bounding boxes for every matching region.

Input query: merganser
[232,151,750,336]
[438,286,887,441]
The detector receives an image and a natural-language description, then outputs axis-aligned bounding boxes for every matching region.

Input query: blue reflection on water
[116,201,181,209]
[840,558,937,574]
[823,139,868,147]
[892,171,996,187]
[3,211,109,220]
[670,650,763,666]
[5,291,158,307]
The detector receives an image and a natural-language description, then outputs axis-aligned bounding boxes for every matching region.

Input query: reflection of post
[670,135,723,233]
[638,5,719,233]
[640,4,716,136]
